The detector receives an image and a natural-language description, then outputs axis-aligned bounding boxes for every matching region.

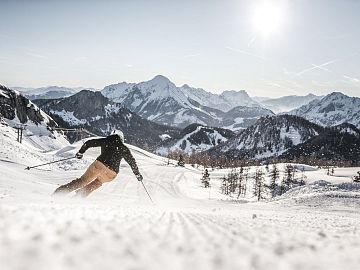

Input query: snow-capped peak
[137,75,177,95]
[220,90,261,108]
[322,91,347,102]
[148,75,173,85]
[288,92,360,128]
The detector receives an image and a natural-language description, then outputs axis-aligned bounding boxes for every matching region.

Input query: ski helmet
[112,129,124,142]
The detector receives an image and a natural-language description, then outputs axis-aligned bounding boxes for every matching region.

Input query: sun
[252,2,286,37]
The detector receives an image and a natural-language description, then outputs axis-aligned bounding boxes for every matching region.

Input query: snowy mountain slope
[332,123,360,137]
[14,86,80,100]
[34,90,180,149]
[102,75,217,128]
[101,82,136,102]
[220,90,261,109]
[180,85,260,112]
[220,105,275,131]
[101,75,265,129]
[180,84,231,111]
[211,115,323,159]
[0,122,73,169]
[0,136,359,270]
[0,85,68,151]
[288,92,360,128]
[156,123,236,155]
[252,96,270,102]
[260,93,322,113]
[279,126,360,164]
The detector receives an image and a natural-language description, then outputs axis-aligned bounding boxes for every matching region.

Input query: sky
[0,0,360,97]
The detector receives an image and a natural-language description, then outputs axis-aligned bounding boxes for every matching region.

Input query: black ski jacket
[78,135,140,175]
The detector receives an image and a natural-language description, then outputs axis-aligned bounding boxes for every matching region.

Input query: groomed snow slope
[0,135,359,270]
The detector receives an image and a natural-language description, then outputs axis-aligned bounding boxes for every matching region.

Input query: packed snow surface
[0,132,359,270]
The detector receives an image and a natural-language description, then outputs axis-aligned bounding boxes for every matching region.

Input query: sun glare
[252,2,286,37]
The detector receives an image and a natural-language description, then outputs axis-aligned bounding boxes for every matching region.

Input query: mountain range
[208,114,360,164]
[35,90,180,149]
[260,93,322,113]
[7,75,360,163]
[209,115,323,159]
[101,75,274,129]
[14,76,336,131]
[288,92,360,128]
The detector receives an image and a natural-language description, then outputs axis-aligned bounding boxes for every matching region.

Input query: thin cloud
[26,52,48,59]
[268,82,282,88]
[343,75,360,83]
[296,59,337,76]
[183,53,200,58]
[247,35,257,48]
[311,63,332,73]
[283,68,297,76]
[225,46,267,61]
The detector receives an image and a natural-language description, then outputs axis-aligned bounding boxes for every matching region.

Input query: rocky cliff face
[0,85,68,151]
[0,84,56,127]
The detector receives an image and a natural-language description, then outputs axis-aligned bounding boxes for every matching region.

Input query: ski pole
[141,180,154,204]
[25,156,76,170]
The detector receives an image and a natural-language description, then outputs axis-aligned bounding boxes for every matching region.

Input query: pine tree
[253,168,265,201]
[299,166,307,186]
[353,171,360,183]
[237,166,244,199]
[280,176,287,195]
[221,176,229,195]
[228,168,238,194]
[269,164,279,197]
[284,164,294,187]
[178,154,185,167]
[265,161,270,172]
[201,169,211,188]
[243,168,249,196]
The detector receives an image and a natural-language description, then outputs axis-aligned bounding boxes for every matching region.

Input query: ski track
[1,148,360,270]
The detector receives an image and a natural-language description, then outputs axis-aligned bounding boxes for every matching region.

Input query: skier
[53,130,143,197]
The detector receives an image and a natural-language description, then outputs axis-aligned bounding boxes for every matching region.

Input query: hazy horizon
[1,0,360,97]
[9,74,358,99]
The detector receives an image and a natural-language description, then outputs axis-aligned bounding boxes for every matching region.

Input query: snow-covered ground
[0,129,359,270]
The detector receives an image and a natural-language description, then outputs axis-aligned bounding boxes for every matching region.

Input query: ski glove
[75,152,83,159]
[136,174,143,181]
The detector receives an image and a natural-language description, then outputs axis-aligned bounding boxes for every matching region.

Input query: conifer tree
[237,166,244,199]
[178,154,185,167]
[221,176,229,195]
[353,171,360,183]
[284,164,294,187]
[253,168,265,201]
[299,166,307,186]
[242,167,249,196]
[269,164,279,197]
[201,169,211,188]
